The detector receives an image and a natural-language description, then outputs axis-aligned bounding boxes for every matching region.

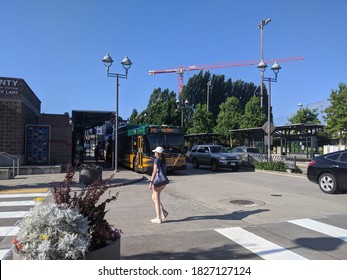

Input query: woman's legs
[152,187,161,220]
[152,186,166,222]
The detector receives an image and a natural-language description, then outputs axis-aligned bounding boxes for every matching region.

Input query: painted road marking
[289,218,347,242]
[0,201,36,207]
[0,226,19,237]
[0,211,28,219]
[0,192,48,199]
[0,188,49,194]
[215,227,307,260]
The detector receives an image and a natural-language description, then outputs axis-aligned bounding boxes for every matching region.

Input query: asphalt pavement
[0,161,311,260]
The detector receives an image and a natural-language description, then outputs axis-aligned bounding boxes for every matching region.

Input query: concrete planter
[79,168,102,185]
[12,238,120,260]
[85,238,121,260]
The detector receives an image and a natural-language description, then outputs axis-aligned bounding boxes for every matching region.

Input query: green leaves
[324,83,347,141]
[288,107,320,124]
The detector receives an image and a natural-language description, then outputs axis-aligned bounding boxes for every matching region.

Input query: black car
[307,150,347,194]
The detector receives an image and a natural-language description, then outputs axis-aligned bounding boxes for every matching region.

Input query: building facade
[0,77,72,166]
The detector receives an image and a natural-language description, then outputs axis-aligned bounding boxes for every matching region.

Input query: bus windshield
[146,134,184,153]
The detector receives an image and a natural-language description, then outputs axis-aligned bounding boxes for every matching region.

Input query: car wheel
[192,158,199,169]
[211,160,219,172]
[318,173,338,194]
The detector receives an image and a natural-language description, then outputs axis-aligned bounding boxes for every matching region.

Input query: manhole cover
[220,198,265,207]
[230,199,254,206]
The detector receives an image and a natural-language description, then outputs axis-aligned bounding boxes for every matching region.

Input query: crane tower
[149,56,304,96]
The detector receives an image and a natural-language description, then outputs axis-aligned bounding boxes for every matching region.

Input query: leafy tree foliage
[324,83,347,142]
[214,97,242,136]
[240,95,267,128]
[287,107,320,124]
[133,88,179,126]
[129,109,138,124]
[128,72,270,136]
[186,104,213,134]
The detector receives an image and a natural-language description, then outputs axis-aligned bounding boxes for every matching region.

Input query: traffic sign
[262,121,276,134]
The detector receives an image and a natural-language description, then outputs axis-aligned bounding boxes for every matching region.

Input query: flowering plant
[13,165,122,260]
[51,165,122,251]
[13,203,91,260]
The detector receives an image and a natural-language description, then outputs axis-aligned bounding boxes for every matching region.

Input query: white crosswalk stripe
[215,227,308,260]
[289,218,347,242]
[0,201,36,207]
[0,211,28,219]
[215,218,347,260]
[0,226,19,236]
[0,193,48,199]
[0,192,48,260]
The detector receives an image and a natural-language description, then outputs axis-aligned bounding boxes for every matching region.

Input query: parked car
[230,146,261,164]
[307,150,347,194]
[189,144,242,171]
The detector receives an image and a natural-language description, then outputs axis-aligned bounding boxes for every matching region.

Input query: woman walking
[149,146,169,224]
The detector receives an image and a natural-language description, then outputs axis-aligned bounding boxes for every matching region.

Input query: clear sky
[1,0,346,125]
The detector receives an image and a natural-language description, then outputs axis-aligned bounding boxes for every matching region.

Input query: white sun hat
[152,146,165,153]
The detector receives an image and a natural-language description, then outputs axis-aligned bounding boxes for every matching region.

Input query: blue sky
[1,0,346,125]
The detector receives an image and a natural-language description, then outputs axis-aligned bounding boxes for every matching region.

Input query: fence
[249,154,297,169]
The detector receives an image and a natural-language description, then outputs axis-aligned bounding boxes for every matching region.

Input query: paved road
[107,165,347,260]
[1,164,347,260]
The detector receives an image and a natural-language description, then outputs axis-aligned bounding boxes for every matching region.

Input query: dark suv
[189,144,242,171]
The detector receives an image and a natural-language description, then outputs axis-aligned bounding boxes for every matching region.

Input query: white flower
[15,203,91,260]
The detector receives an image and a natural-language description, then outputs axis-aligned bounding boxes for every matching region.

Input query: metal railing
[0,152,20,177]
[249,154,297,169]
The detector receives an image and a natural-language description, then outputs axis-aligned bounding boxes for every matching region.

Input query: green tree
[187,104,213,134]
[287,107,320,124]
[214,97,242,136]
[324,83,347,143]
[144,88,179,126]
[129,109,138,124]
[240,95,267,128]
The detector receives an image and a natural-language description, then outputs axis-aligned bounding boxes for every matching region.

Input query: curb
[254,169,307,178]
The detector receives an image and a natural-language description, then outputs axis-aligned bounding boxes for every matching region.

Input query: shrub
[13,203,91,260]
[51,165,122,252]
[291,166,303,174]
[253,161,287,172]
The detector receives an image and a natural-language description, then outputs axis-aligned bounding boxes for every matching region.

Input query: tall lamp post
[176,98,189,127]
[207,78,212,112]
[258,18,271,108]
[102,53,132,172]
[258,61,281,161]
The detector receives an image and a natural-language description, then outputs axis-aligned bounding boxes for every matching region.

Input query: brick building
[0,77,72,166]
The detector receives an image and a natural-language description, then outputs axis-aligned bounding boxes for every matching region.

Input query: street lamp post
[102,53,132,172]
[176,98,189,127]
[258,62,281,161]
[258,18,271,108]
[207,79,212,112]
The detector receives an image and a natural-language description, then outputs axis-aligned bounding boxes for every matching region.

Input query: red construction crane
[148,56,304,96]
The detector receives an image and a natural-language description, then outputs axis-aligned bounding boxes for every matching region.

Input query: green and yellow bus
[118,124,186,173]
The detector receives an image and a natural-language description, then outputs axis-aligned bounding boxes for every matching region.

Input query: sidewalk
[0,167,146,194]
